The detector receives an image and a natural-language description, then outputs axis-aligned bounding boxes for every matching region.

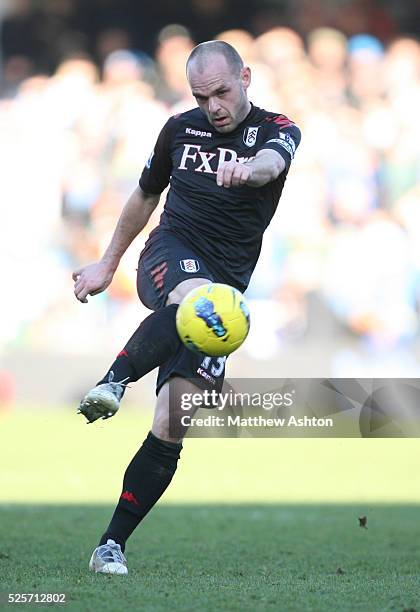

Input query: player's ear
[240,66,251,91]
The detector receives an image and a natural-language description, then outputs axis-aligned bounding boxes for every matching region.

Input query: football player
[73,40,301,574]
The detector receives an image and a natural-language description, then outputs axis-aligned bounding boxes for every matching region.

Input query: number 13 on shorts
[201,356,226,378]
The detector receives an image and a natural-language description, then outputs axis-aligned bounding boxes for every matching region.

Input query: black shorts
[137,228,227,395]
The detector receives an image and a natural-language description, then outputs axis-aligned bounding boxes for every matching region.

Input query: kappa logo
[196,367,216,385]
[120,491,139,506]
[185,127,212,138]
[243,126,260,147]
[180,259,200,273]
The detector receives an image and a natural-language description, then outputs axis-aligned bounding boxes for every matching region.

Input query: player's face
[187,55,251,133]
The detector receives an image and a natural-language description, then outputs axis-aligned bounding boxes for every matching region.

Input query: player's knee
[152,414,183,443]
[166,277,211,305]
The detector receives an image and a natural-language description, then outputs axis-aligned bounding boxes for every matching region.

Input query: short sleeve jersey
[139,104,301,291]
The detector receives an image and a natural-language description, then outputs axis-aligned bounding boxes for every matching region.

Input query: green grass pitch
[1,410,420,611]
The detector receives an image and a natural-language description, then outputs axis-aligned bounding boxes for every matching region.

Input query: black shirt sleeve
[258,120,301,171]
[139,116,178,194]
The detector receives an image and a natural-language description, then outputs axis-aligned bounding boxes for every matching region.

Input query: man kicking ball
[73,40,301,574]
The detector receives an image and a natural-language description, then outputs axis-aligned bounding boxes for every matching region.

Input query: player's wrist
[100,256,119,274]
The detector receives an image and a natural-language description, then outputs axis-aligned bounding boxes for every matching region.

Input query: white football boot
[78,371,129,423]
[89,539,128,575]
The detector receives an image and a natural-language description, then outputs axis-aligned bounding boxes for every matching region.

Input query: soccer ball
[175,283,251,356]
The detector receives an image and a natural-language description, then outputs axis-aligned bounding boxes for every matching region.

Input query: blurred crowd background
[1,0,420,406]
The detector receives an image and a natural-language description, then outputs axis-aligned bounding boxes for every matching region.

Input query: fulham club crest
[180,259,200,273]
[243,126,259,147]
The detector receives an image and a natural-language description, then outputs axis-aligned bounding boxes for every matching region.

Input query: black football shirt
[139,103,301,292]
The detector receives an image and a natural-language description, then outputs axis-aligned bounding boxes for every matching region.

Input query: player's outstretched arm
[73,186,160,303]
[216,149,285,189]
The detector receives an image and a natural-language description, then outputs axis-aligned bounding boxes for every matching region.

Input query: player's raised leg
[78,303,182,423]
[78,274,211,423]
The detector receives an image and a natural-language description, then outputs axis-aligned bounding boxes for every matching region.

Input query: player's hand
[217,161,252,188]
[72,261,114,303]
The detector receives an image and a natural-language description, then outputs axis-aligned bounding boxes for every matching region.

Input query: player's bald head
[186,41,244,77]
[186,40,251,133]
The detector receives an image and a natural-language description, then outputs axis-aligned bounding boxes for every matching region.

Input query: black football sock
[97,304,181,388]
[99,432,182,551]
